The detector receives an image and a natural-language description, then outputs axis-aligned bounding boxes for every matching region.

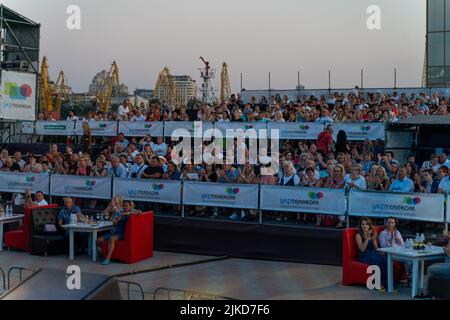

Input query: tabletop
[62,221,113,230]
[378,245,445,258]
[0,214,24,222]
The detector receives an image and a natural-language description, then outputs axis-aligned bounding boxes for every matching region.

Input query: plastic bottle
[415,233,420,244]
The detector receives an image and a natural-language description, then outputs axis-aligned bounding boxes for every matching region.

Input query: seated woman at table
[97,200,142,265]
[355,217,387,289]
[378,217,408,283]
[101,196,124,221]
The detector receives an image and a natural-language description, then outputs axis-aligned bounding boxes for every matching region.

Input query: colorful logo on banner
[360,126,372,131]
[4,82,32,100]
[299,125,310,130]
[226,187,240,194]
[144,124,152,129]
[98,123,108,128]
[86,180,97,187]
[245,124,255,129]
[8,175,37,188]
[404,197,421,205]
[308,191,324,200]
[152,184,165,191]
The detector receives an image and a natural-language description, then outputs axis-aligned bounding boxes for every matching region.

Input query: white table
[62,222,113,262]
[0,214,24,252]
[378,245,446,298]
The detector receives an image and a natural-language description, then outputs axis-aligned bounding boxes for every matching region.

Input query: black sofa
[428,273,450,300]
[29,206,67,256]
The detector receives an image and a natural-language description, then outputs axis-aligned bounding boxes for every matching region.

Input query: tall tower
[198,57,216,104]
[220,62,231,103]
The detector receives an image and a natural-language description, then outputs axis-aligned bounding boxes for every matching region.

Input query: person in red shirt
[316,124,334,156]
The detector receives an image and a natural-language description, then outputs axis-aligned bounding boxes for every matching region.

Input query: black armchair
[29,206,67,256]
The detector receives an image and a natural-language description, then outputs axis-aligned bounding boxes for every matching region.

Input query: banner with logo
[50,175,112,199]
[214,122,268,138]
[0,172,50,194]
[164,121,214,138]
[260,185,346,215]
[21,121,34,134]
[183,181,259,209]
[113,178,181,204]
[36,121,76,136]
[74,120,118,136]
[118,121,164,137]
[348,190,445,222]
[332,123,385,141]
[0,70,36,121]
[447,197,450,223]
[267,122,324,140]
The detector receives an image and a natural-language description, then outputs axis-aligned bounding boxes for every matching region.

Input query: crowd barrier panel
[348,189,446,223]
[23,120,387,141]
[0,172,446,226]
[260,185,346,215]
[0,172,50,195]
[112,177,181,204]
[182,181,259,210]
[49,174,112,200]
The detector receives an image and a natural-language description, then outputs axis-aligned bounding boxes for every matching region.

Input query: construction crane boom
[38,56,53,113]
[220,62,231,103]
[53,71,69,114]
[96,61,120,113]
[153,66,177,106]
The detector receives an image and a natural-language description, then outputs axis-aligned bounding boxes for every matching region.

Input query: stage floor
[0,250,412,300]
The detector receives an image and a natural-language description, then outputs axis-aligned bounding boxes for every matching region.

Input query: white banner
[113,178,181,204]
[74,120,118,136]
[348,190,445,222]
[118,121,164,137]
[21,121,34,134]
[0,172,50,194]
[164,121,214,138]
[0,70,36,121]
[267,122,324,140]
[36,121,76,136]
[260,185,346,215]
[332,123,385,141]
[214,122,267,137]
[447,196,450,223]
[183,181,259,209]
[50,175,112,199]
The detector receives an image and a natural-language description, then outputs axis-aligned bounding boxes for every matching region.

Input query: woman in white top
[378,217,404,248]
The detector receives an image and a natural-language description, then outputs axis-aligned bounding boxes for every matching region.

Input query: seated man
[24,188,49,208]
[57,197,87,253]
[97,200,141,265]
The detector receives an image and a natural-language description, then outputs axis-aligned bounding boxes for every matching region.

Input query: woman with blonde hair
[372,166,390,191]
[82,122,93,155]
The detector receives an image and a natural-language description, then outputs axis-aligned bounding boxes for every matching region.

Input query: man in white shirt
[117,100,130,120]
[344,166,367,190]
[438,153,450,169]
[13,152,26,169]
[66,110,79,121]
[131,109,146,121]
[24,189,48,208]
[438,174,450,194]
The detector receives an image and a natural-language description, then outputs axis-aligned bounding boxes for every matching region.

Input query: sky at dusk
[4,0,426,93]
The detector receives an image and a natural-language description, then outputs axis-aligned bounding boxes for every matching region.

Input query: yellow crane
[220,62,231,103]
[153,66,177,105]
[96,61,120,113]
[38,56,53,113]
[53,71,70,114]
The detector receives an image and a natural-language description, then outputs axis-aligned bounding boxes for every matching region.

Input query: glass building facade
[427,0,450,86]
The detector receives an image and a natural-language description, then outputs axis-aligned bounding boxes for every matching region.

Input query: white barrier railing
[260,185,346,215]
[112,177,181,204]
[0,172,446,223]
[182,181,259,209]
[22,120,387,141]
[348,190,446,223]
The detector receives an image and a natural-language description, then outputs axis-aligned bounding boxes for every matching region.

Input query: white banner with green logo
[267,122,324,140]
[112,178,181,204]
[214,122,268,138]
[74,121,118,136]
[332,123,385,141]
[36,121,76,136]
[50,175,112,199]
[348,190,445,222]
[260,185,346,215]
[0,70,36,121]
[0,172,50,194]
[118,121,164,137]
[183,181,259,209]
[164,121,214,138]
